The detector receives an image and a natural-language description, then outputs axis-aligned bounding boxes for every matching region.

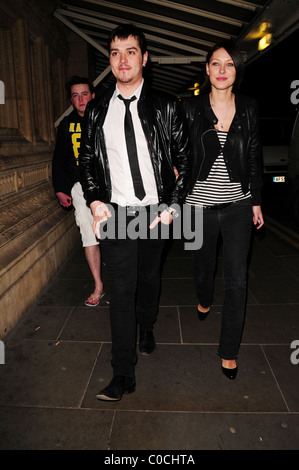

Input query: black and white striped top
[185,130,250,207]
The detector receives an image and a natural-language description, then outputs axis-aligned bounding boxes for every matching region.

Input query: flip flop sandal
[84,292,105,307]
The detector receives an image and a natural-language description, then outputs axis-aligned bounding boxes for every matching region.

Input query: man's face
[70,83,94,117]
[109,35,148,88]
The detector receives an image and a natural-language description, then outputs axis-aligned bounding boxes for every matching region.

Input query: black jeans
[192,199,253,359]
[100,205,166,376]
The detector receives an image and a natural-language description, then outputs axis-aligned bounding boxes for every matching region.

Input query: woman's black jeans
[192,199,253,360]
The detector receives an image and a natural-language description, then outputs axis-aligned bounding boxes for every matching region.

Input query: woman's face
[206,47,236,92]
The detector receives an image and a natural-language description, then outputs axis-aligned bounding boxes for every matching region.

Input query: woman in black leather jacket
[183,41,264,379]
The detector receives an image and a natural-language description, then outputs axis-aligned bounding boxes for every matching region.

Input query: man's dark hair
[107,23,148,56]
[66,76,95,99]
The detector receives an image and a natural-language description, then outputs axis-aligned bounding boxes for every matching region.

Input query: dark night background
[240,27,299,230]
[240,28,298,122]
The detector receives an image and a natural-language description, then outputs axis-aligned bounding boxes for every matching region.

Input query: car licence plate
[273,176,285,182]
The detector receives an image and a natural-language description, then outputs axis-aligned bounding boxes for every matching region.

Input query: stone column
[11,18,35,143]
[0,29,18,129]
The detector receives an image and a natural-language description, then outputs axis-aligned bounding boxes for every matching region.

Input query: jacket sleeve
[168,99,192,206]
[79,103,101,206]
[248,99,263,206]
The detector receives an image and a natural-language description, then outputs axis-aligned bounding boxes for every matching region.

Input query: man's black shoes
[96,375,136,401]
[139,330,156,355]
[96,331,155,401]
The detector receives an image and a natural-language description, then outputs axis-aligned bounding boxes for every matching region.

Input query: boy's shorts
[71,182,99,247]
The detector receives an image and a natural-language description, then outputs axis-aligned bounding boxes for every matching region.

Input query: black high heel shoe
[221,359,238,380]
[221,365,238,380]
[196,304,210,321]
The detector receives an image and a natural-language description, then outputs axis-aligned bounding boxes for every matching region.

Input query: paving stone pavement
[0,224,299,451]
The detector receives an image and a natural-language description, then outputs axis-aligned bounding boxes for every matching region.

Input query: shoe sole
[96,384,136,401]
[96,394,121,401]
[139,343,156,355]
[139,349,155,356]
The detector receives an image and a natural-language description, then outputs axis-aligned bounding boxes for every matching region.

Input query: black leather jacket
[79,80,191,207]
[182,93,263,206]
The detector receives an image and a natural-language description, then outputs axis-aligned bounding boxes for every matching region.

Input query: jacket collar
[201,92,246,129]
[203,93,217,126]
[104,78,148,104]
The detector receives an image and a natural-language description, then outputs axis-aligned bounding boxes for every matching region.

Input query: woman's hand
[252,205,264,229]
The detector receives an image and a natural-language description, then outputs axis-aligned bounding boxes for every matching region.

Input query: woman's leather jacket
[182,93,263,206]
[79,80,191,207]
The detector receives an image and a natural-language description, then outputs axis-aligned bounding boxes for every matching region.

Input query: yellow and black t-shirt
[52,110,84,196]
[68,120,82,167]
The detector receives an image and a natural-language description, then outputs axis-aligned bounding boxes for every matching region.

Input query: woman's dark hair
[206,40,245,91]
[66,76,95,99]
[107,23,148,56]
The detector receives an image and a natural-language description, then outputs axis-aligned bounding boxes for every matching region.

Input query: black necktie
[118,95,146,201]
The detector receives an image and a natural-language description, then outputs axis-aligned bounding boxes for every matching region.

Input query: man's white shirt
[103,80,158,206]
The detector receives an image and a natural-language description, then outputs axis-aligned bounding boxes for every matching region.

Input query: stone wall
[0,141,80,339]
[0,2,88,338]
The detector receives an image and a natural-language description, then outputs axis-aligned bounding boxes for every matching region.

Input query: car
[260,116,292,182]
[260,116,293,205]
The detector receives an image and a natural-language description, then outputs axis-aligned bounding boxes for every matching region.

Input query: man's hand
[56,192,72,207]
[90,201,112,238]
[149,209,174,229]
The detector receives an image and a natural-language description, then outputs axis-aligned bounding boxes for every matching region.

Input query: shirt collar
[113,78,144,102]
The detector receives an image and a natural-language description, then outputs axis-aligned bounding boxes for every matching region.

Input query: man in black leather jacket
[80,24,190,401]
